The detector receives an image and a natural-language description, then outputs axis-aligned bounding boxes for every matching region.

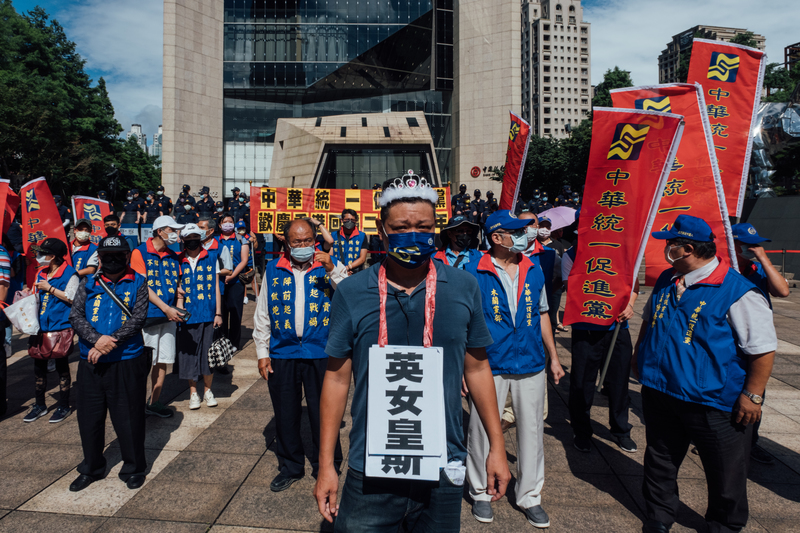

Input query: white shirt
[253,260,347,360]
[641,258,777,355]
[72,242,99,268]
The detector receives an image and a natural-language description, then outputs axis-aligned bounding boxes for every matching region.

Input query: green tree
[115,137,161,195]
[763,62,800,102]
[729,31,758,48]
[592,67,634,108]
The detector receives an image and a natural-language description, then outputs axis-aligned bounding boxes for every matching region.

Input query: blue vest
[433,247,483,270]
[71,242,97,272]
[528,243,556,299]
[180,250,217,324]
[220,234,243,270]
[265,255,333,360]
[204,237,226,296]
[240,234,254,267]
[743,261,771,307]
[466,253,546,375]
[565,246,628,332]
[638,262,756,412]
[137,239,182,319]
[78,270,146,362]
[38,263,76,332]
[331,229,366,266]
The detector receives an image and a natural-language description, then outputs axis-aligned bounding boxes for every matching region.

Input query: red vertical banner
[0,179,20,235]
[71,196,111,245]
[687,39,766,217]
[500,111,532,212]
[20,177,71,285]
[563,108,685,327]
[611,83,737,285]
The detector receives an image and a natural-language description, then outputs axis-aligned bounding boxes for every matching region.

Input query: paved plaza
[1,286,800,532]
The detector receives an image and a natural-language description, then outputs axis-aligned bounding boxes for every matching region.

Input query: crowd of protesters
[0,175,786,533]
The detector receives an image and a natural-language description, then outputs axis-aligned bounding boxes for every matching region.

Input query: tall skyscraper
[521,0,592,139]
[658,26,766,84]
[150,125,162,160]
[126,124,147,151]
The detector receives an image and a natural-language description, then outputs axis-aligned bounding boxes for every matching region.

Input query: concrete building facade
[521,0,591,139]
[149,125,163,160]
[126,124,147,151]
[658,26,766,84]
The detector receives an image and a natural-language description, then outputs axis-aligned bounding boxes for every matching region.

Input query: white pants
[467,371,546,509]
[143,322,177,365]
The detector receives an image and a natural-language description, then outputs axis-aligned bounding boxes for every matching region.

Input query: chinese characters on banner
[250,186,451,236]
[71,196,111,245]
[499,111,532,212]
[365,346,446,481]
[687,39,766,217]
[20,177,71,285]
[0,179,20,235]
[611,84,737,286]
[563,108,685,327]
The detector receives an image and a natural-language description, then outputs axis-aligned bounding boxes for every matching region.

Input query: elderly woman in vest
[24,238,78,424]
[176,224,223,409]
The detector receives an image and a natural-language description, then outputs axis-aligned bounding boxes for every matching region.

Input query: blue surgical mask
[384,231,437,269]
[290,245,315,263]
[505,231,529,254]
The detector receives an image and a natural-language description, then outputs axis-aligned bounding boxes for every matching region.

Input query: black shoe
[643,519,670,533]
[573,434,591,453]
[126,474,146,489]
[69,474,97,492]
[616,436,638,453]
[750,444,775,465]
[270,473,303,492]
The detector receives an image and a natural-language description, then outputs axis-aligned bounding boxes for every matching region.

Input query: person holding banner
[633,215,776,533]
[315,174,508,532]
[433,216,482,270]
[465,210,564,528]
[330,209,368,275]
[71,219,99,277]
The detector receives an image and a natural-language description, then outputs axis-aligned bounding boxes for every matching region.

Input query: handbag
[28,329,74,360]
[208,328,236,369]
[5,290,40,335]
[238,267,255,284]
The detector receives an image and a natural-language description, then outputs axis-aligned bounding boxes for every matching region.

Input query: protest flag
[687,39,766,217]
[563,108,684,327]
[611,83,737,285]
[499,111,532,212]
[0,179,20,234]
[71,196,111,245]
[20,177,71,285]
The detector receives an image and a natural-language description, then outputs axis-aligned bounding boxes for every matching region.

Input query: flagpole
[596,321,621,393]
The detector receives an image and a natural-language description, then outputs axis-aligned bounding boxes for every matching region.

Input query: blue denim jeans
[334,468,463,533]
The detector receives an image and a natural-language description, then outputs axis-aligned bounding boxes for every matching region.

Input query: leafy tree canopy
[729,31,758,48]
[592,67,634,108]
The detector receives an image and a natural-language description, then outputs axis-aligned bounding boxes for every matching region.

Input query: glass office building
[222,0,453,191]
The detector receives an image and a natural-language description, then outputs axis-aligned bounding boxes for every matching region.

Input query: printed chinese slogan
[71,196,111,245]
[249,186,452,235]
[611,84,737,285]
[687,39,766,218]
[366,346,446,481]
[563,108,685,327]
[20,177,72,284]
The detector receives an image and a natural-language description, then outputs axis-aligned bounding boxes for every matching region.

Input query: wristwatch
[742,390,764,405]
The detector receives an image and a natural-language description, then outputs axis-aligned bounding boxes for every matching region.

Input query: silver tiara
[379,170,439,207]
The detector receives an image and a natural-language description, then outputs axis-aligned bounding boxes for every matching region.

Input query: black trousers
[222,281,244,350]
[76,354,149,480]
[642,387,752,532]
[0,346,6,417]
[267,357,342,478]
[568,327,632,439]
[33,357,71,408]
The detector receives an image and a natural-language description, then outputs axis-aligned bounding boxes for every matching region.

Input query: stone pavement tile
[106,417,205,453]
[775,374,800,391]
[776,339,800,356]
[747,482,800,521]
[0,441,23,460]
[0,511,7,521]
[0,412,60,442]
[35,416,117,446]
[19,448,179,517]
[0,443,83,476]
[542,423,613,475]
[539,473,643,518]
[210,526,302,533]
[215,484,333,532]
[533,506,644,533]
[758,433,800,457]
[751,519,800,533]
[227,380,273,411]
[185,428,269,455]
[774,315,800,346]
[621,476,710,532]
[0,511,107,533]
[96,517,208,533]
[0,472,61,509]
[115,479,239,523]
[749,458,800,485]
[212,408,274,431]
[157,451,259,485]
[159,406,224,428]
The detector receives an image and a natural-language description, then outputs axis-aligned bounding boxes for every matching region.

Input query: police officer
[236,193,250,228]
[173,197,190,225]
[230,187,240,208]
[143,191,161,223]
[54,195,72,231]
[536,192,553,214]
[633,215,776,533]
[452,183,470,216]
[98,190,116,216]
[123,189,142,224]
[181,185,196,209]
[197,186,215,215]
[470,189,485,222]
[156,185,172,215]
[212,201,225,228]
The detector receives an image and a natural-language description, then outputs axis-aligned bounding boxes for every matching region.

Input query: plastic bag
[5,291,40,335]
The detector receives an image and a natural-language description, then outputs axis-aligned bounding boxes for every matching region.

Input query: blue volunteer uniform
[71,242,97,272]
[433,248,483,269]
[134,239,182,321]
[179,250,217,323]
[38,263,77,332]
[331,227,366,266]
[219,232,245,348]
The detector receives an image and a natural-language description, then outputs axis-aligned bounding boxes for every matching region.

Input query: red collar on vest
[341,227,360,239]
[71,241,91,252]
[691,258,729,287]
[477,252,533,304]
[434,250,449,265]
[204,237,220,250]
[527,240,544,255]
[180,249,210,264]
[100,267,136,283]
[277,254,323,273]
[39,261,68,280]
[146,238,172,258]
[220,233,236,241]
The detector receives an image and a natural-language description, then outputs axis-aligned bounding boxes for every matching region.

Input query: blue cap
[200,186,210,194]
[485,210,535,233]
[731,223,770,244]
[235,221,247,229]
[652,214,714,242]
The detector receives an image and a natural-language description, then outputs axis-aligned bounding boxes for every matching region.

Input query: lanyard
[378,260,437,348]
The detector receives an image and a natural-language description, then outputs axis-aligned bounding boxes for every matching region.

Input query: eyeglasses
[289,238,315,247]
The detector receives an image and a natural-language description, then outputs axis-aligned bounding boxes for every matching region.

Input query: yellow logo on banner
[509,121,520,141]
[83,204,102,221]
[634,96,671,113]
[607,123,650,160]
[707,52,739,82]
[25,189,40,212]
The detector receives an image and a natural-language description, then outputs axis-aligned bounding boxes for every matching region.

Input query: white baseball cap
[153,216,185,232]
[180,223,204,238]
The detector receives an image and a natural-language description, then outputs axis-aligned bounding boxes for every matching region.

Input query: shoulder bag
[208,326,236,369]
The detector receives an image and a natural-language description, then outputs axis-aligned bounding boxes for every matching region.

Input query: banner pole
[596,321,622,393]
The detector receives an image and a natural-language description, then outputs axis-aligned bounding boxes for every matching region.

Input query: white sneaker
[189,392,201,410]
[243,297,249,305]
[204,389,218,407]
[4,344,11,359]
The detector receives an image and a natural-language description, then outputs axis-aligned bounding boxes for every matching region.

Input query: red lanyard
[378,260,437,348]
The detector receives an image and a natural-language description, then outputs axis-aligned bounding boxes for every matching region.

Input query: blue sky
[10,0,799,143]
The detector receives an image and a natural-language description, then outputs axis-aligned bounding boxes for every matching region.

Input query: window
[544,128,551,134]
[544,34,550,41]
[543,24,550,31]
[581,48,588,54]
[544,96,551,102]
[544,118,551,124]
[544,86,551,92]
[544,107,551,113]
[544,76,550,83]
[544,65,550,72]
[556,15,562,22]
[569,5,575,11]
[581,38,588,45]
[556,3,562,10]
[581,99,588,105]
[581,79,588,85]
[569,16,575,24]
[581,68,588,75]
[581,27,588,34]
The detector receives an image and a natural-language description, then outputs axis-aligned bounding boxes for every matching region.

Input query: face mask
[157,191,163,196]
[221,222,235,233]
[163,231,179,245]
[127,195,133,201]
[664,244,685,265]
[384,231,437,269]
[203,194,208,198]
[184,239,201,251]
[538,228,551,239]
[534,195,540,199]
[543,197,548,202]
[105,226,119,236]
[238,230,246,236]
[101,254,126,275]
[739,244,756,260]
[216,207,223,212]
[75,230,91,242]
[503,231,528,254]
[342,220,356,230]
[526,226,538,243]
[239,197,245,203]
[36,254,50,267]
[147,197,153,202]
[290,245,315,263]
[454,233,472,249]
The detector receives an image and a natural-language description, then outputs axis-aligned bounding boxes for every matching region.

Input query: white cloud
[58,0,163,142]
[584,0,797,86]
